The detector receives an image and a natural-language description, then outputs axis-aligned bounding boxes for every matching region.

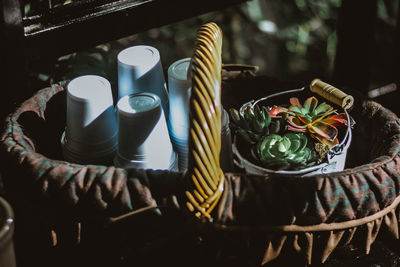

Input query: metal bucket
[0,197,16,267]
[233,87,352,177]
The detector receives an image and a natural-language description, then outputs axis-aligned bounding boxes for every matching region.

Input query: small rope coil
[310,79,354,110]
[185,22,224,220]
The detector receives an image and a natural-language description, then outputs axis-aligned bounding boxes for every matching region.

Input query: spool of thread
[310,79,354,110]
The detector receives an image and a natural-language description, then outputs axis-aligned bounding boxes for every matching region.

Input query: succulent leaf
[251,117,263,133]
[269,120,281,134]
[289,97,301,106]
[304,97,318,113]
[309,121,338,142]
[253,133,317,170]
[287,97,348,146]
[320,113,348,126]
[244,106,254,122]
[285,133,301,151]
[229,108,241,123]
[230,104,285,144]
[237,128,253,144]
[312,102,333,117]
[269,106,288,118]
[288,105,303,114]
[287,116,307,130]
[262,106,272,125]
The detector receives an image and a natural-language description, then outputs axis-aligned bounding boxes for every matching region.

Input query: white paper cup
[114,149,178,171]
[167,58,192,171]
[62,75,118,165]
[170,134,189,171]
[118,45,169,117]
[168,58,191,131]
[115,93,176,170]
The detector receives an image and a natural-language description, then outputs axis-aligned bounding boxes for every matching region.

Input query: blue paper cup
[62,75,118,165]
[115,93,177,170]
[118,45,169,118]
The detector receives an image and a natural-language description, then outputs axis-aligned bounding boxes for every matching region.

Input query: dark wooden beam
[24,0,248,60]
[0,0,27,119]
[0,0,247,118]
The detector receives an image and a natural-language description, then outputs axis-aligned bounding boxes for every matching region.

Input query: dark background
[22,0,400,115]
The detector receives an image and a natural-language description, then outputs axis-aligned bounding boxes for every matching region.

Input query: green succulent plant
[229,104,285,144]
[283,97,349,148]
[251,133,317,170]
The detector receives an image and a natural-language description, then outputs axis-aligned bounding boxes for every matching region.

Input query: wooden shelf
[22,0,248,59]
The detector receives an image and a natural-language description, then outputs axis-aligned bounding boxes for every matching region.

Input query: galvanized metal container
[233,87,352,176]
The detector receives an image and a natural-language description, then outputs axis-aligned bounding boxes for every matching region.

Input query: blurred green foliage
[25,0,398,87]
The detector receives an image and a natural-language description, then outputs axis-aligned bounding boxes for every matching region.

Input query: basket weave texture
[2,29,400,265]
[1,77,400,266]
[217,76,400,264]
[0,82,184,215]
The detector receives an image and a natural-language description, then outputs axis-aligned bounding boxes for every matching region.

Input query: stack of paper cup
[167,57,234,172]
[167,58,191,171]
[114,93,177,170]
[117,45,169,117]
[61,75,118,165]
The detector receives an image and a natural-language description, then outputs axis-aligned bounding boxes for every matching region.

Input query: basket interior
[221,76,399,170]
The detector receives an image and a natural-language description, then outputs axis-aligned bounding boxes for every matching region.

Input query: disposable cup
[168,58,191,133]
[170,134,189,171]
[171,108,233,173]
[61,132,117,165]
[114,149,178,171]
[62,75,118,165]
[167,58,192,171]
[118,45,169,117]
[115,93,176,170]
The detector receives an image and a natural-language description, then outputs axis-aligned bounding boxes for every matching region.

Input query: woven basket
[1,22,400,267]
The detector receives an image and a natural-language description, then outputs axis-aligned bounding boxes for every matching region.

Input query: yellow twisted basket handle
[185,22,224,220]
